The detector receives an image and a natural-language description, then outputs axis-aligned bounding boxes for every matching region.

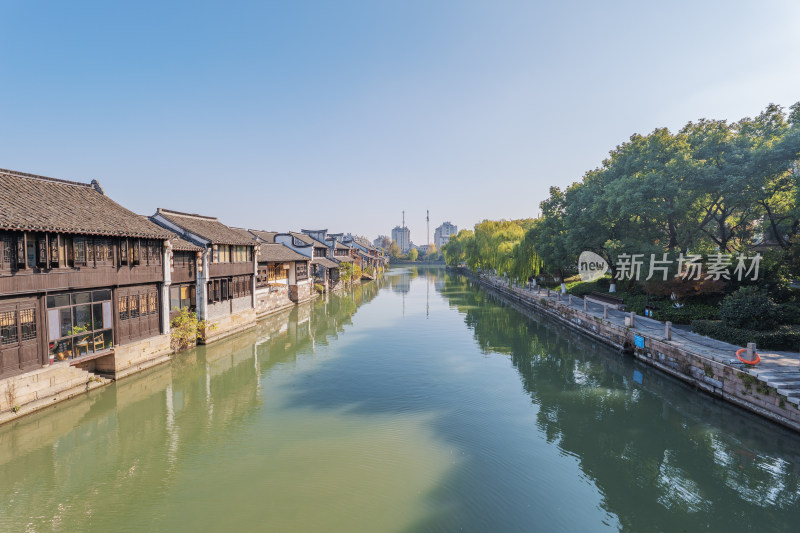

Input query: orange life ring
[736,347,761,365]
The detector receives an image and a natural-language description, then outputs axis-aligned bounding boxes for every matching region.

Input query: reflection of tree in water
[439,272,800,531]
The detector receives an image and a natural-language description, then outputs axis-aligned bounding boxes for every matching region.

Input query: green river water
[1,267,800,532]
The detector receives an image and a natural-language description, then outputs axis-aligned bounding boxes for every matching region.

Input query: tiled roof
[291,231,328,248]
[311,257,339,269]
[138,216,202,251]
[289,232,315,245]
[329,240,349,250]
[258,243,307,263]
[0,168,172,239]
[334,255,354,263]
[229,227,258,243]
[170,234,203,252]
[249,230,278,243]
[154,208,255,246]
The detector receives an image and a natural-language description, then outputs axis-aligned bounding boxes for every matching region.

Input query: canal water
[2,267,800,532]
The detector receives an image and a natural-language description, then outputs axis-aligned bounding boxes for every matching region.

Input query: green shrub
[170,308,211,351]
[566,278,610,297]
[654,304,719,324]
[778,303,800,325]
[692,320,800,351]
[720,287,780,330]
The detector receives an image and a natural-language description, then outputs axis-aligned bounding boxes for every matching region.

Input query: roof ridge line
[0,167,95,188]
[157,208,219,221]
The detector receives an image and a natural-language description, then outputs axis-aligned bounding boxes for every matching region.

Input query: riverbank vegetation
[443,102,800,347]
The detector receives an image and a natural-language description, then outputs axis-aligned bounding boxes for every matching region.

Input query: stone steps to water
[745,371,800,405]
[1,364,109,419]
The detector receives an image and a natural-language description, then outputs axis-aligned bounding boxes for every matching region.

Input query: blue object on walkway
[634,335,644,348]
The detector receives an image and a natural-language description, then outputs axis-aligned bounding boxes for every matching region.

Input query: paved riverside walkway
[480,274,800,404]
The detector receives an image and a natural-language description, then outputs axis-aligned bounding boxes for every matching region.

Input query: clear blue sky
[1,1,798,244]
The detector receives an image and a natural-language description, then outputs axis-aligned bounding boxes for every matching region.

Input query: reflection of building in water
[0,279,384,530]
[390,273,411,294]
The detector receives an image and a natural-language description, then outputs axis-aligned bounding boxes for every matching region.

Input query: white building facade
[391,226,411,253]
[434,222,457,249]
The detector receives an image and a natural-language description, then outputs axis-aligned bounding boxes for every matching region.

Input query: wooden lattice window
[139,293,148,316]
[296,262,308,281]
[2,235,12,269]
[257,267,269,287]
[129,295,139,318]
[148,292,158,314]
[16,236,26,268]
[49,235,59,267]
[149,241,161,264]
[74,238,86,266]
[20,309,36,341]
[119,296,129,321]
[0,311,18,345]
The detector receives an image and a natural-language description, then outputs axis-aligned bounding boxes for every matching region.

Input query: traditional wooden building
[342,235,384,273]
[248,230,315,307]
[327,237,356,283]
[275,231,339,291]
[150,209,256,343]
[164,231,203,321]
[0,168,174,390]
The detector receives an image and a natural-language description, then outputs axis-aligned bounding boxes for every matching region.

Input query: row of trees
[384,241,439,262]
[444,103,800,290]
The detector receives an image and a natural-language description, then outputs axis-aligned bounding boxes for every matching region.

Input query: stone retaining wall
[289,280,314,303]
[0,364,107,423]
[96,334,172,380]
[201,308,257,344]
[470,271,800,433]
[255,284,294,318]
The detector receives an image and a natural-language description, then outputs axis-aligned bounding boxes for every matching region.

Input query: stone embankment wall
[255,284,294,318]
[289,280,314,303]
[466,270,800,433]
[201,308,257,344]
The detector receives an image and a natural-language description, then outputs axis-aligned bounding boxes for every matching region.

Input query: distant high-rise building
[434,221,457,248]
[391,226,411,253]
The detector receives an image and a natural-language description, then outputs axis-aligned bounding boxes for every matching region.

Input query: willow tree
[473,219,534,275]
[508,223,543,284]
[442,229,474,266]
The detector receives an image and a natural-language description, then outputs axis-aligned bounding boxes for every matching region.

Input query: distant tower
[392,211,411,253]
[426,209,430,246]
